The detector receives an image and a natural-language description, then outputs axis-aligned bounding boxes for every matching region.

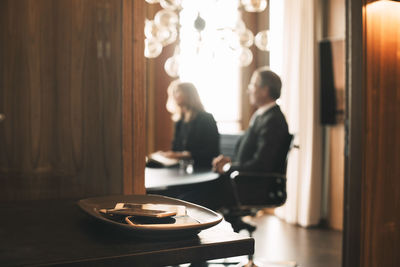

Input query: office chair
[220,133,297,267]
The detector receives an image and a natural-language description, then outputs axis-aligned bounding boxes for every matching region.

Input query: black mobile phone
[99,206,177,218]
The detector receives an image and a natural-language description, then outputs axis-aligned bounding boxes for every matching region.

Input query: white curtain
[271,0,323,227]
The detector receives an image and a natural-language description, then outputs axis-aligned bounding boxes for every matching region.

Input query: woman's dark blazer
[172,111,220,168]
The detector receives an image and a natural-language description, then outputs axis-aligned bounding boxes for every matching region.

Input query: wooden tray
[78,194,223,238]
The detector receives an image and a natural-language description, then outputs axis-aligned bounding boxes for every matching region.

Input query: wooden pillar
[122,0,146,195]
[344,0,400,266]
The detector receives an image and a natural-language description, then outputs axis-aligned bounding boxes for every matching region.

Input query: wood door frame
[343,0,363,266]
[122,0,146,194]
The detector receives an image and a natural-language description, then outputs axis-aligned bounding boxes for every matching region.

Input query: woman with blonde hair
[160,80,220,168]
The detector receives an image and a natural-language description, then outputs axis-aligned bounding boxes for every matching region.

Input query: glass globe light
[235,17,246,33]
[145,0,159,4]
[144,19,170,43]
[227,30,241,50]
[254,30,270,51]
[239,29,254,47]
[161,27,178,46]
[160,0,182,11]
[154,9,179,29]
[145,39,163,58]
[237,47,253,67]
[164,55,180,77]
[242,0,267,12]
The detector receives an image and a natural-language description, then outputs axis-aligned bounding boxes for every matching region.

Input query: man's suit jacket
[231,105,290,173]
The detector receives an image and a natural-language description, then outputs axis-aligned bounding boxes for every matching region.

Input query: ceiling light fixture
[144,0,270,77]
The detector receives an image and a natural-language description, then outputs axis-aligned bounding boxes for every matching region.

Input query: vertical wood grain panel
[322,0,345,232]
[328,125,344,230]
[362,2,400,267]
[240,11,258,129]
[327,40,345,231]
[123,0,146,194]
[132,0,146,194]
[122,0,134,195]
[146,3,174,153]
[0,0,124,201]
[153,46,175,151]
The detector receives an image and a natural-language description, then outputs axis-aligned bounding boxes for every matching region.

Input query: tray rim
[78,194,223,235]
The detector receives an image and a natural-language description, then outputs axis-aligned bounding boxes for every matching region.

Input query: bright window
[269,0,284,77]
[178,0,241,134]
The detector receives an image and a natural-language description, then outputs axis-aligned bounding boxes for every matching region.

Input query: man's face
[247,74,269,107]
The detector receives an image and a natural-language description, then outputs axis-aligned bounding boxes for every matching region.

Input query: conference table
[0,168,254,266]
[145,166,220,191]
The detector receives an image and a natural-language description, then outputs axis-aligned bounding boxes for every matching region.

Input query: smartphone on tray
[99,204,177,218]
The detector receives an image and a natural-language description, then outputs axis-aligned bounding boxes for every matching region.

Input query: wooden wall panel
[361,2,400,267]
[328,40,345,231]
[0,0,125,201]
[122,0,146,194]
[328,125,344,230]
[322,0,345,231]
[153,46,175,152]
[145,4,174,153]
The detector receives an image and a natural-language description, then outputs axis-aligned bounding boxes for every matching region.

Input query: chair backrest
[224,133,296,236]
[276,133,294,174]
[219,134,242,159]
[230,133,295,207]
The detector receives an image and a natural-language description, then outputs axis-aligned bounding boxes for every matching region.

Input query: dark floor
[250,214,342,267]
[200,213,342,267]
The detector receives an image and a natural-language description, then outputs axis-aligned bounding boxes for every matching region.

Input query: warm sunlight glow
[179,0,241,133]
[269,0,284,77]
[366,1,400,60]
[367,1,400,14]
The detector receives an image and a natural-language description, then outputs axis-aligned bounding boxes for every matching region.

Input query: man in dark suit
[213,67,289,174]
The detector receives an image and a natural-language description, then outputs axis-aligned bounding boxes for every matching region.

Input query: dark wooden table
[0,199,254,266]
[145,167,220,190]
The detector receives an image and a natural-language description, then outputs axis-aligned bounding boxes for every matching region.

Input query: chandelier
[144,0,270,78]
